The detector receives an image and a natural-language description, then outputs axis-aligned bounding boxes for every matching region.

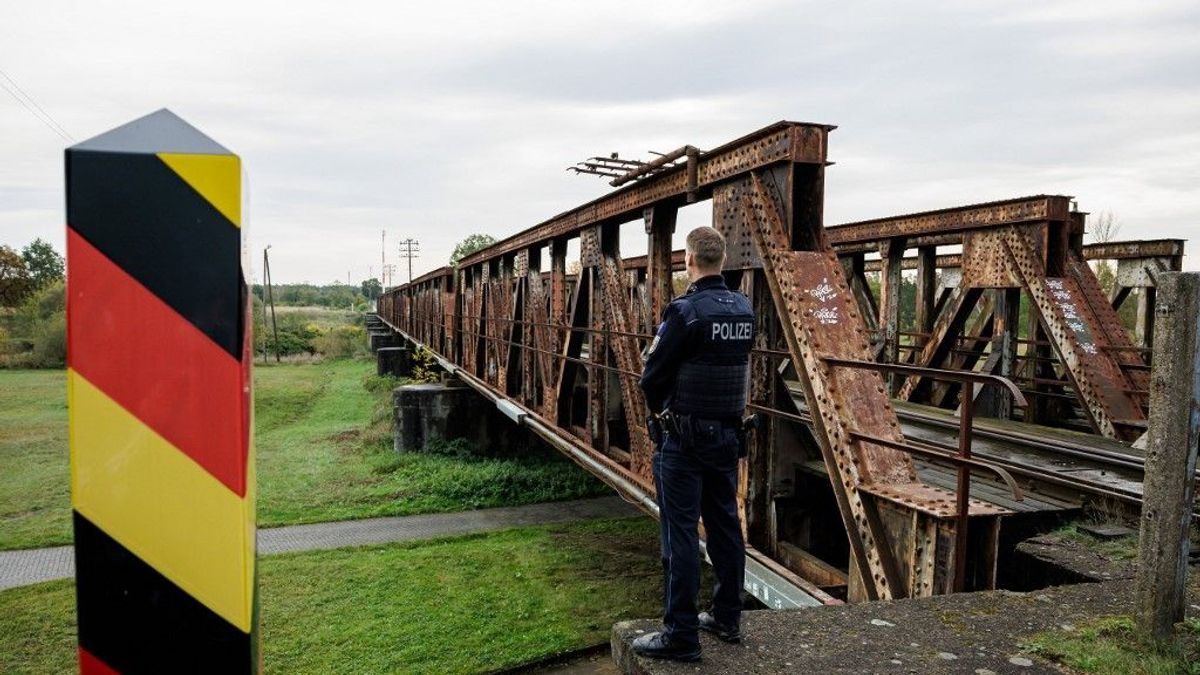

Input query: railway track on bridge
[781,383,1194,520]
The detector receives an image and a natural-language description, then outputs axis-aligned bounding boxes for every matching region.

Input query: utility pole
[253,272,267,365]
[381,230,387,288]
[398,238,420,283]
[1135,272,1200,643]
[262,246,281,363]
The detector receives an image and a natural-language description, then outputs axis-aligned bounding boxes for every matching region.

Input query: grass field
[0,517,661,674]
[269,305,361,327]
[0,347,651,673]
[254,359,607,527]
[0,358,606,550]
[0,370,69,550]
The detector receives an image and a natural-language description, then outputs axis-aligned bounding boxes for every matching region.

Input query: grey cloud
[0,0,1196,281]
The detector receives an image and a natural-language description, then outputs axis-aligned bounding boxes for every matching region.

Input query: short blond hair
[686,227,726,271]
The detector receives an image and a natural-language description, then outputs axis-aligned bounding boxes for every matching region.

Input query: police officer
[633,226,754,662]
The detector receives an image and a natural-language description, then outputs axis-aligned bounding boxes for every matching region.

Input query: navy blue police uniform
[638,274,754,652]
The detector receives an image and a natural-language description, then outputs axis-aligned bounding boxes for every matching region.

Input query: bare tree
[1091,210,1121,244]
[1090,211,1120,294]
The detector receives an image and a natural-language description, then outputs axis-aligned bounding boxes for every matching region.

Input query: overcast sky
[2,0,1197,283]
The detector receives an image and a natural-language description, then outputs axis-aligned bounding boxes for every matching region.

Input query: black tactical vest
[669,282,754,418]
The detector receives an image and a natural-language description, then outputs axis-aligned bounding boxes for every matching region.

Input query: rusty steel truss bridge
[374,121,1185,608]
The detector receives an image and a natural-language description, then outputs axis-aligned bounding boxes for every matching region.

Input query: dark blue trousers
[652,423,745,647]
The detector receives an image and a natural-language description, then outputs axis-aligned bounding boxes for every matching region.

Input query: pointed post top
[69,108,232,156]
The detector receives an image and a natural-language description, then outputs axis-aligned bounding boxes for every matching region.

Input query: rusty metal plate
[580,228,601,268]
[1083,239,1184,261]
[744,172,911,600]
[961,230,1021,288]
[713,180,763,270]
[1001,227,1145,439]
[599,257,653,479]
[1068,254,1149,398]
[514,250,529,278]
[862,482,1010,518]
[777,251,916,486]
[828,195,1070,247]
[457,122,831,269]
[1115,257,1170,288]
[697,128,795,185]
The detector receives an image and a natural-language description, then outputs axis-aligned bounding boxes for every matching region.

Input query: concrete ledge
[1011,534,1134,589]
[369,331,400,352]
[393,381,540,456]
[612,579,1154,674]
[377,346,412,377]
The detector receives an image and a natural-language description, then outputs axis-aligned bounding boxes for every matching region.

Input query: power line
[398,238,420,283]
[0,69,74,142]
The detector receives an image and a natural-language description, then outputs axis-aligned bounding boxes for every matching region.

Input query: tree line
[0,239,66,367]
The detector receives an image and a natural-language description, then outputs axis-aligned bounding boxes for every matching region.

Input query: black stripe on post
[66,150,243,358]
[73,512,253,675]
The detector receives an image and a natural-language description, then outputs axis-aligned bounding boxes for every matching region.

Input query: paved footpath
[0,496,641,591]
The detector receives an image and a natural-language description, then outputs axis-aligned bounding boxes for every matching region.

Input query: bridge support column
[393,381,537,456]
[377,346,412,377]
[369,329,399,352]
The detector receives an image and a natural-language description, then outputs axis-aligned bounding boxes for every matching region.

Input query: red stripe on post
[79,646,120,675]
[67,228,247,496]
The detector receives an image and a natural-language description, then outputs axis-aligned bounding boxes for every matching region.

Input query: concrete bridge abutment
[376,346,412,377]
[392,379,540,457]
[368,329,400,352]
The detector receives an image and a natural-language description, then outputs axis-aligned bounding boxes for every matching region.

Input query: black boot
[631,631,701,662]
[698,611,741,643]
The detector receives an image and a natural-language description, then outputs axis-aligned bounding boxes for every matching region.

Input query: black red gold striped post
[66,109,256,674]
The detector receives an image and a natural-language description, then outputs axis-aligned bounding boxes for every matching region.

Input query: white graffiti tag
[808,277,838,303]
[814,307,840,325]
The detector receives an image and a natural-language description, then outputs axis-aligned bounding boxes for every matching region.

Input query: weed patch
[1052,523,1139,561]
[1024,615,1200,674]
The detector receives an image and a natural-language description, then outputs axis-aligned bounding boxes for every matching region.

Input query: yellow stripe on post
[157,153,242,227]
[69,370,254,632]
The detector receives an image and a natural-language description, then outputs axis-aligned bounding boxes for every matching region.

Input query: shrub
[0,282,65,368]
[258,313,321,357]
[29,313,66,367]
[313,325,367,358]
[411,346,441,383]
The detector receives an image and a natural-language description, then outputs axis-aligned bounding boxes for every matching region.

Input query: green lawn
[254,359,607,527]
[0,517,661,674]
[0,358,606,549]
[0,370,69,550]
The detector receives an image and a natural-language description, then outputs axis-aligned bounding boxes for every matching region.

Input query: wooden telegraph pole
[263,246,281,363]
